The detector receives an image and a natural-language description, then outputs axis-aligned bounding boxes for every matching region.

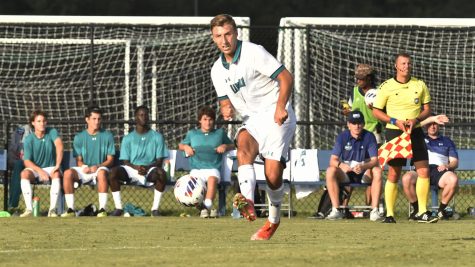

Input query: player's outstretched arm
[53,137,63,173]
[420,114,449,126]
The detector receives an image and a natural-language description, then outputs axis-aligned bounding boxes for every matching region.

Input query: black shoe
[437,210,450,220]
[151,210,161,217]
[342,208,354,219]
[416,211,439,223]
[111,209,123,217]
[381,216,396,223]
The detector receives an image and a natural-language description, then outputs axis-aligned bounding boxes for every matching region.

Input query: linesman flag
[378,132,412,167]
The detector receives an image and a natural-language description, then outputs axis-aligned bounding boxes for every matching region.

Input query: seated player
[325,110,382,221]
[20,110,63,217]
[402,115,457,220]
[61,106,115,217]
[109,105,169,217]
[178,106,234,218]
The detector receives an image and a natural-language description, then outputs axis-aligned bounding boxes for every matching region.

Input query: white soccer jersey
[211,40,285,119]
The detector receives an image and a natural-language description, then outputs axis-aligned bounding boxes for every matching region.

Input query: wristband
[389,118,397,125]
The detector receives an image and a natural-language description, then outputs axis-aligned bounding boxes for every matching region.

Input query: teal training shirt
[181,128,233,169]
[73,129,116,166]
[351,86,380,132]
[23,127,60,168]
[120,129,169,166]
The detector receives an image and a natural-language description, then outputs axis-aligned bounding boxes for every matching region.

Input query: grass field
[1,216,474,267]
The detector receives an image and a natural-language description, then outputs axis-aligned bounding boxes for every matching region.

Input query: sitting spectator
[178,106,234,218]
[109,105,168,217]
[325,110,382,221]
[20,110,63,217]
[402,115,456,220]
[61,106,115,217]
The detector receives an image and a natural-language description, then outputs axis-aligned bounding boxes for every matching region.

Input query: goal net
[278,18,475,149]
[0,16,250,148]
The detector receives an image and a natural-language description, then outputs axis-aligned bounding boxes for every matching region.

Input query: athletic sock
[416,177,430,214]
[439,202,448,212]
[237,164,256,202]
[49,178,60,211]
[266,184,284,224]
[151,189,163,211]
[64,193,74,210]
[203,198,213,210]
[384,181,398,217]
[112,191,123,210]
[411,201,419,214]
[98,193,108,210]
[21,179,33,211]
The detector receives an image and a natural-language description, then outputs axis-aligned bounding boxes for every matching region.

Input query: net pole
[305,26,311,148]
[89,24,95,107]
[137,45,144,106]
[124,41,131,135]
[151,52,157,131]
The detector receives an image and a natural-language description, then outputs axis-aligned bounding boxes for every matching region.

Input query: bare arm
[178,143,195,157]
[53,138,63,172]
[274,68,293,126]
[373,108,408,132]
[420,114,449,127]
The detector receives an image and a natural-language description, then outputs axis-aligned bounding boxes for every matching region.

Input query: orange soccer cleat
[233,193,256,221]
[250,220,280,240]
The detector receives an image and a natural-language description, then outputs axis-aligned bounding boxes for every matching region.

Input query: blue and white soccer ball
[364,88,377,106]
[173,174,207,207]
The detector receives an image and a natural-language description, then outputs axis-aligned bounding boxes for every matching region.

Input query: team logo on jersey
[414,98,419,104]
[344,142,352,151]
[229,77,246,93]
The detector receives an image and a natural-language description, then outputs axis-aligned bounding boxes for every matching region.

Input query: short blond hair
[210,14,237,32]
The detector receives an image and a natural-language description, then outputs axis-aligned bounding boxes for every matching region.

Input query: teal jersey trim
[270,65,285,79]
[220,40,242,70]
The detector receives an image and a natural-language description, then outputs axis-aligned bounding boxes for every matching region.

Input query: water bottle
[33,196,40,217]
[163,161,171,180]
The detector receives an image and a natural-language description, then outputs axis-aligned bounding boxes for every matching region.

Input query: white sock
[98,193,108,210]
[203,198,213,210]
[151,189,162,211]
[49,179,60,211]
[21,179,33,211]
[238,164,256,202]
[266,184,284,224]
[64,193,74,210]
[112,191,122,209]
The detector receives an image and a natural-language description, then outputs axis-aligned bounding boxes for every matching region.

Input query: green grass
[1,216,474,267]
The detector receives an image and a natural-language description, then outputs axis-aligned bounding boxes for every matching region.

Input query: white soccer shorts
[190,168,221,184]
[236,105,296,162]
[71,166,110,185]
[24,166,60,183]
[121,165,156,187]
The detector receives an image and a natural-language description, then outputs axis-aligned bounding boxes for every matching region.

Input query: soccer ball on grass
[174,174,207,207]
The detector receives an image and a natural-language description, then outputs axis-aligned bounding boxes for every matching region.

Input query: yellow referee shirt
[373,77,431,130]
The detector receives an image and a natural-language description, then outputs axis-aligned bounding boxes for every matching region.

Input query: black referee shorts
[385,127,428,166]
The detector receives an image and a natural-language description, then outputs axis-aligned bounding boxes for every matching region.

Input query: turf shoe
[370,209,383,221]
[48,209,58,217]
[416,211,439,223]
[326,209,343,220]
[408,209,418,221]
[251,220,280,241]
[200,209,210,218]
[381,216,396,223]
[61,208,76,218]
[151,210,161,217]
[96,208,108,217]
[437,210,450,220]
[111,209,124,217]
[20,210,32,218]
[209,209,218,218]
[233,193,256,221]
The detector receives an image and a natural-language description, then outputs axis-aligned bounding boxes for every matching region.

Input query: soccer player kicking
[210,14,296,240]
[61,106,115,217]
[178,106,234,218]
[109,106,169,217]
[373,53,438,223]
[20,110,63,217]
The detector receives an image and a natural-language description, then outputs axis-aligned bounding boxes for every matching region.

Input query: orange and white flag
[378,132,412,167]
